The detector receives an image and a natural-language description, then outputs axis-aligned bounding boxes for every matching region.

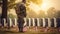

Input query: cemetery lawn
[0,30,60,34]
[0,27,60,34]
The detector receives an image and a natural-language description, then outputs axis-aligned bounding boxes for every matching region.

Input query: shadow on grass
[0,30,8,34]
[0,30,60,34]
[0,30,26,34]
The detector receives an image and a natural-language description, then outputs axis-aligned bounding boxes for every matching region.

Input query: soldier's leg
[18,18,24,32]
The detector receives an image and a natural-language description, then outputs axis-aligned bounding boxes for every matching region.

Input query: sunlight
[26,0,42,14]
[40,0,49,11]
[15,0,22,3]
[40,2,48,15]
[28,2,41,13]
[28,0,49,14]
[41,3,47,11]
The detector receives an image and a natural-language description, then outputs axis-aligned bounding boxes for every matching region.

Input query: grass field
[0,30,60,34]
[0,27,60,34]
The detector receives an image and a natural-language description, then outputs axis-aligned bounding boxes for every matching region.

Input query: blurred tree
[56,10,60,18]
[8,13,17,19]
[27,9,38,18]
[0,0,17,9]
[26,0,42,5]
[1,0,8,26]
[1,0,18,26]
[47,7,57,18]
[8,0,16,9]
[26,0,43,18]
[0,0,2,6]
[38,10,46,18]
[1,0,17,19]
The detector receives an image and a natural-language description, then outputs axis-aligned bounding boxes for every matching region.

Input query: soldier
[15,0,26,32]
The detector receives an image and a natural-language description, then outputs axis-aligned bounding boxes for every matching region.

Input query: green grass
[0,31,60,34]
[0,27,60,34]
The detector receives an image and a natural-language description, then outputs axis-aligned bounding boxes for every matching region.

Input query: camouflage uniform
[16,2,26,32]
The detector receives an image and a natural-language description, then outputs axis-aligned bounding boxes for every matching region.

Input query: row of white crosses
[24,18,57,27]
[0,18,17,27]
[9,18,17,27]
[0,18,57,27]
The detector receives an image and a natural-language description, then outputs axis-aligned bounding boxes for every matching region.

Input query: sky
[0,0,60,14]
[42,0,60,10]
[28,0,60,13]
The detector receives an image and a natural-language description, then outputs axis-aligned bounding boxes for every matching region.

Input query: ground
[0,30,60,34]
[0,26,60,34]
